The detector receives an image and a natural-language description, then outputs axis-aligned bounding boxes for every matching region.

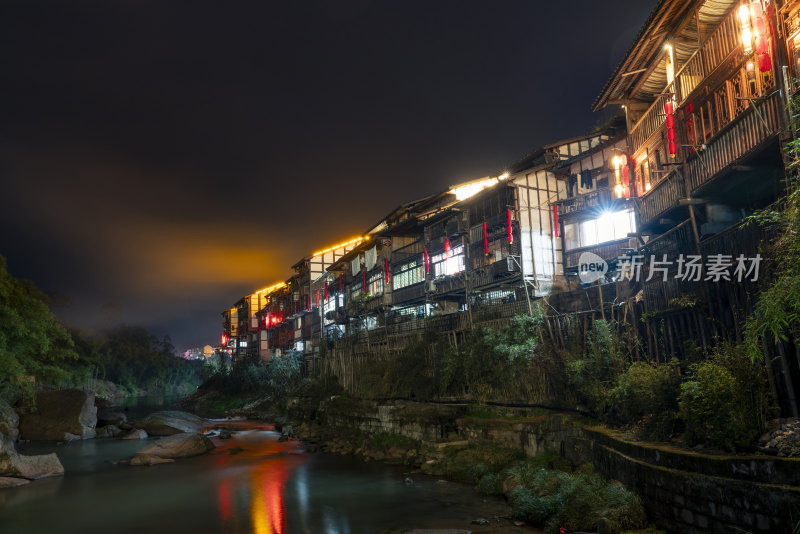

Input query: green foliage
[743,158,800,359]
[440,310,563,402]
[426,443,524,484]
[0,255,78,405]
[679,342,770,450]
[607,360,682,440]
[566,319,626,415]
[507,465,646,534]
[201,351,303,401]
[353,338,441,399]
[69,327,202,397]
[366,432,416,451]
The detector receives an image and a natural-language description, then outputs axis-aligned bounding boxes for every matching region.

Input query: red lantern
[222,333,229,346]
[315,290,319,308]
[664,101,677,158]
[482,222,489,256]
[552,205,560,238]
[506,209,513,244]
[423,246,430,275]
[384,258,390,284]
[758,52,772,73]
[324,281,328,302]
[445,237,451,259]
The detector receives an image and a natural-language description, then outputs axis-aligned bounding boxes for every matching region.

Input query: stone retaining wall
[287,397,800,534]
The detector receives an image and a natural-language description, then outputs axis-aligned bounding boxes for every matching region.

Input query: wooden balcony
[638,169,685,226]
[675,5,740,105]
[554,188,615,217]
[392,282,425,305]
[564,238,635,269]
[629,84,673,156]
[685,90,783,193]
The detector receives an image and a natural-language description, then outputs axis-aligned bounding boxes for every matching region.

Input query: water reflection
[3,421,527,534]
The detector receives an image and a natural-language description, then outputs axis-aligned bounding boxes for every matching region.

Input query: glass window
[431,245,465,277]
[580,219,598,247]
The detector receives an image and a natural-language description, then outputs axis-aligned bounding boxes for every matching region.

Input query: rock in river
[0,400,19,441]
[121,429,148,440]
[0,433,64,480]
[135,432,215,459]
[129,454,175,466]
[134,411,207,436]
[18,389,97,441]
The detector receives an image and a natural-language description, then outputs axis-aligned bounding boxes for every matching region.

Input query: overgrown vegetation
[440,310,566,402]
[564,320,770,449]
[70,326,202,397]
[425,444,646,534]
[0,255,78,405]
[200,350,304,400]
[679,342,770,450]
[0,255,200,407]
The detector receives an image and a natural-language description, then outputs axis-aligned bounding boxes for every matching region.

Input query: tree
[0,255,78,403]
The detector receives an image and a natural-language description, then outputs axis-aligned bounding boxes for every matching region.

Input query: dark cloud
[0,0,656,350]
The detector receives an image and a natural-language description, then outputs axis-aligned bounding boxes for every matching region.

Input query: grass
[426,443,647,534]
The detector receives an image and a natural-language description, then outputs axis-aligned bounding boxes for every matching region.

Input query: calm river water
[1,412,536,534]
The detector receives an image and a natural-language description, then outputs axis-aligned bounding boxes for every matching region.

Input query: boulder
[121,429,148,440]
[97,411,127,427]
[0,476,30,488]
[129,454,175,466]
[96,425,123,439]
[18,389,97,441]
[134,411,206,436]
[135,432,215,459]
[0,433,64,480]
[0,400,19,441]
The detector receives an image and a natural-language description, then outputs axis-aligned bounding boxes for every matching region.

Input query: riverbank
[255,394,800,534]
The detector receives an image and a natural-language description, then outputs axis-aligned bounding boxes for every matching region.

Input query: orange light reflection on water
[212,421,307,534]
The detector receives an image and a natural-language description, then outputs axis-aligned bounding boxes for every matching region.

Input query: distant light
[312,236,367,257]
[253,282,286,296]
[499,172,510,180]
[739,4,750,25]
[450,177,500,201]
[645,182,652,192]
[615,183,624,198]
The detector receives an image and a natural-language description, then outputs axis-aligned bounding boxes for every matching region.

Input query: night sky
[0,0,657,351]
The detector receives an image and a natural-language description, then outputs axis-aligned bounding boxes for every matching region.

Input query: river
[0,406,536,533]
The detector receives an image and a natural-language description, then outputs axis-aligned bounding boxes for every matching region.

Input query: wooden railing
[686,90,782,193]
[630,83,674,156]
[638,169,685,225]
[392,282,425,305]
[676,5,741,104]
[564,238,634,269]
[555,188,614,216]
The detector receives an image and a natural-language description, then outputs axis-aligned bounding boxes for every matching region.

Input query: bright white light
[450,177,499,201]
[499,172,510,180]
[739,4,750,25]
[615,183,624,197]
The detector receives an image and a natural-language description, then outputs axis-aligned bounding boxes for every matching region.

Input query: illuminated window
[431,245,465,277]
[564,209,636,251]
[393,259,424,290]
[367,272,383,295]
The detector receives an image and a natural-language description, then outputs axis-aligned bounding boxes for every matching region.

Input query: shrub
[679,342,771,449]
[566,319,627,415]
[506,464,646,534]
[607,360,681,440]
[439,310,563,403]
